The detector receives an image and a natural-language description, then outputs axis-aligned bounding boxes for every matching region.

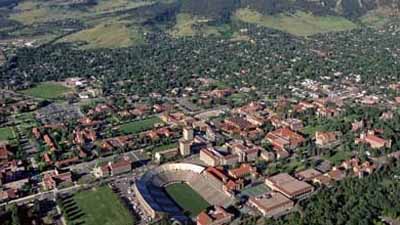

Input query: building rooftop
[295,168,322,181]
[197,206,233,225]
[265,173,313,198]
[249,191,293,216]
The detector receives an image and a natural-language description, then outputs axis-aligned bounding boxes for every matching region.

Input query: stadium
[134,163,233,223]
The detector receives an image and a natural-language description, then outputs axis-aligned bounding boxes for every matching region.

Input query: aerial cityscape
[1,0,400,225]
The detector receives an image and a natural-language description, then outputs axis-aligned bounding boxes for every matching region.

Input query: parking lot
[110,165,156,225]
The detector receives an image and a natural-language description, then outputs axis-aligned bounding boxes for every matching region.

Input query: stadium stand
[134,163,232,223]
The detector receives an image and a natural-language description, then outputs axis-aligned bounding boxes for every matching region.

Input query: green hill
[1,0,398,48]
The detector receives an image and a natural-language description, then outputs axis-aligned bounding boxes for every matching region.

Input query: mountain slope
[1,0,399,48]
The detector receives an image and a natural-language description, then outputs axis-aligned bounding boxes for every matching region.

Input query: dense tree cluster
[265,161,400,225]
[1,21,400,98]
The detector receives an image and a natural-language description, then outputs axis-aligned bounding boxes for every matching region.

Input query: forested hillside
[0,0,399,49]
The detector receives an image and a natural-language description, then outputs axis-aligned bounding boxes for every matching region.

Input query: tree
[10,204,20,225]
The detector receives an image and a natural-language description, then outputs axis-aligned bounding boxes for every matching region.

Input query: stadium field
[165,183,210,217]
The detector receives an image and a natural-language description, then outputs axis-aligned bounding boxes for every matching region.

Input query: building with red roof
[228,164,257,179]
[0,144,12,162]
[41,169,72,191]
[197,206,233,225]
[355,131,391,149]
[266,128,305,150]
[315,131,338,147]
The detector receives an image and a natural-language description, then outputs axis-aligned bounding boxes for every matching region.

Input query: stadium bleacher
[135,163,233,222]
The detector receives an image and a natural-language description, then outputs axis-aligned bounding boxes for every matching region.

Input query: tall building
[183,127,194,141]
[180,127,194,157]
[179,139,191,157]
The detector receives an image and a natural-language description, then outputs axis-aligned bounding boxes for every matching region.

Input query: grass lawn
[235,9,357,36]
[10,0,152,25]
[20,82,71,99]
[302,125,326,136]
[267,159,305,175]
[9,0,149,48]
[360,10,391,28]
[0,127,16,141]
[169,13,221,38]
[151,142,177,153]
[169,13,197,37]
[324,151,353,165]
[227,93,248,106]
[72,186,134,225]
[283,160,305,173]
[90,0,153,13]
[165,183,210,217]
[120,117,163,134]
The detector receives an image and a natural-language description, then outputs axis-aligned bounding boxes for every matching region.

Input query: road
[0,184,82,207]
[66,148,150,174]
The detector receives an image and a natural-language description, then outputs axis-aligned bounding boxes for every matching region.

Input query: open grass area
[8,0,149,48]
[169,13,224,38]
[20,82,72,99]
[120,117,163,134]
[324,151,353,165]
[70,186,134,225]
[227,93,249,106]
[10,0,153,25]
[90,0,154,13]
[302,125,326,136]
[360,11,391,28]
[0,127,16,141]
[62,22,144,49]
[235,9,357,36]
[151,142,177,153]
[165,183,210,217]
[10,0,82,25]
[169,13,197,37]
[267,159,305,175]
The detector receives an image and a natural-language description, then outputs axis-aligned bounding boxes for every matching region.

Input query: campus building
[265,173,314,199]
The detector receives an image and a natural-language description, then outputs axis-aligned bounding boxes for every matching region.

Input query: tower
[183,127,194,141]
[179,139,191,157]
[180,127,194,157]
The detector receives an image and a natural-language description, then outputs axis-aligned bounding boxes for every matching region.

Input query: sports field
[165,183,210,217]
[69,186,134,225]
[0,127,16,141]
[240,183,271,197]
[120,117,163,134]
[20,82,71,99]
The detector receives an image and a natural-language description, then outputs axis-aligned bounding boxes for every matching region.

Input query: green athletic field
[165,182,210,217]
[120,117,163,134]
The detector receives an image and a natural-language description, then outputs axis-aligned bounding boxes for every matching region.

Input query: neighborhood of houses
[1,74,400,225]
